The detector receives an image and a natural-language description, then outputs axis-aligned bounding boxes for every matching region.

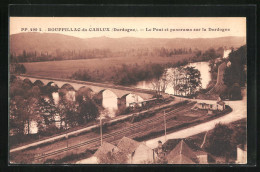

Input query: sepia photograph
[9,17,247,165]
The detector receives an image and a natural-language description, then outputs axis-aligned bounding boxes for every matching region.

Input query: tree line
[10,49,113,63]
[70,63,165,86]
[9,77,101,140]
[10,47,222,63]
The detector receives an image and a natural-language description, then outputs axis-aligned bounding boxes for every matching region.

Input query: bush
[205,123,233,157]
[40,125,60,136]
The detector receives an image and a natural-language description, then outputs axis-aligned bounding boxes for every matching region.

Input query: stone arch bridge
[15,74,156,107]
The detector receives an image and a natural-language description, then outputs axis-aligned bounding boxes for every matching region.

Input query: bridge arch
[100,89,119,117]
[23,78,33,84]
[76,86,94,102]
[46,81,64,89]
[94,89,118,109]
[120,93,145,101]
[47,81,56,87]
[78,86,93,94]
[34,80,44,87]
[22,78,33,88]
[121,93,144,107]
[101,89,119,98]
[61,83,75,91]
[59,83,76,101]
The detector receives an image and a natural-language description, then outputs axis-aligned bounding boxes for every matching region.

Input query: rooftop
[94,141,116,159]
[116,136,141,155]
[166,140,199,164]
[163,138,202,153]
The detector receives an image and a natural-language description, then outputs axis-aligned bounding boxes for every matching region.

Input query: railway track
[33,102,194,161]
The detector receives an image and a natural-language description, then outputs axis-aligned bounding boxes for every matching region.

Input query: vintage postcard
[9,17,247,164]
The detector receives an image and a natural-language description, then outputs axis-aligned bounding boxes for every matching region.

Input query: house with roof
[162,139,213,164]
[193,100,225,112]
[94,142,117,162]
[76,141,117,164]
[78,137,155,164]
[166,140,199,164]
[91,141,120,164]
[117,136,155,164]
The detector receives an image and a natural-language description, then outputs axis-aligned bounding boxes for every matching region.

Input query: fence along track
[34,102,194,161]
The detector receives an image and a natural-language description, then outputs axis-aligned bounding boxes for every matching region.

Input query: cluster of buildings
[76,135,246,164]
[77,137,212,164]
[78,137,154,164]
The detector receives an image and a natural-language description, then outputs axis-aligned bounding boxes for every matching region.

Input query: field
[21,54,194,79]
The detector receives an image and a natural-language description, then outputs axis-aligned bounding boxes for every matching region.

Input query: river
[135,61,211,95]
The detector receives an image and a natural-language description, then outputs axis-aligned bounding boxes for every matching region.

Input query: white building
[236,144,247,164]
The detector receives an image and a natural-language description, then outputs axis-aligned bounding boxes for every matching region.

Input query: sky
[10,17,246,39]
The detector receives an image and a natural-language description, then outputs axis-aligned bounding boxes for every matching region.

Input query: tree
[10,79,27,98]
[151,69,168,97]
[14,96,41,135]
[57,97,78,130]
[9,96,25,135]
[223,45,246,87]
[10,81,42,135]
[38,97,58,126]
[10,64,26,74]
[185,66,202,96]
[171,67,201,96]
[205,123,233,161]
[223,45,246,99]
[231,123,247,147]
[28,86,41,98]
[77,97,99,124]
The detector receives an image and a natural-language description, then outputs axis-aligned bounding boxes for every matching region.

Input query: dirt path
[207,62,227,95]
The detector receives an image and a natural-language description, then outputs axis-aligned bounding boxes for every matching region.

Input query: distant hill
[10,32,246,55]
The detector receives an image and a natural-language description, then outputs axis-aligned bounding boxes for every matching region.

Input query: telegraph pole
[164,110,167,142]
[100,116,103,146]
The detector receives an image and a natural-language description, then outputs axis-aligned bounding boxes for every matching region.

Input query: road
[145,89,247,149]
